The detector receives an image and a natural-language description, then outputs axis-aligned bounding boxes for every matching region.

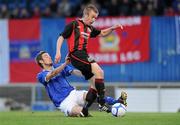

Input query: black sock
[83,88,97,109]
[95,79,105,105]
[81,107,88,117]
[118,97,124,104]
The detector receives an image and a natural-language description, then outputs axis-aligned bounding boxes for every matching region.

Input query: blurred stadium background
[0,0,180,113]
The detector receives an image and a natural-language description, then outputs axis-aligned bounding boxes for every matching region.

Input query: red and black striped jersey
[60,19,101,52]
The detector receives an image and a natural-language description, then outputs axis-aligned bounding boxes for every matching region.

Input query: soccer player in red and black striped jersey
[55,4,123,117]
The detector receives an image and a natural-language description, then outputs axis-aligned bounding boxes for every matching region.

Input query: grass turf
[0,111,180,125]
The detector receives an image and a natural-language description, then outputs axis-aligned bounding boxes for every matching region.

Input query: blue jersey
[37,64,74,107]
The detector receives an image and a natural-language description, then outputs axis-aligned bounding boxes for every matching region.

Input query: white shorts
[57,90,87,116]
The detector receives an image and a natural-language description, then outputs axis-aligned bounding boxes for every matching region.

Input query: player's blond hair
[83,4,99,17]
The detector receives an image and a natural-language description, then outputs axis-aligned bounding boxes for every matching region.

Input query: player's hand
[55,52,61,64]
[112,24,123,30]
[65,54,70,64]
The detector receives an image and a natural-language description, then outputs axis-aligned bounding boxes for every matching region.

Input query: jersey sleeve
[60,21,75,39]
[37,71,49,86]
[62,65,74,77]
[90,26,101,38]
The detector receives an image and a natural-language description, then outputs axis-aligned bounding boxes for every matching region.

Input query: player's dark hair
[35,51,46,68]
[83,4,99,16]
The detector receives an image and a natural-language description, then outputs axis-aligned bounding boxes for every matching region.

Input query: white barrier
[0,83,180,112]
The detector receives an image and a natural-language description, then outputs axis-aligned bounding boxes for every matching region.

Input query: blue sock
[104,96,119,105]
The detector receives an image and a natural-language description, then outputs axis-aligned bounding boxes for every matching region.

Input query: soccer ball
[111,103,126,117]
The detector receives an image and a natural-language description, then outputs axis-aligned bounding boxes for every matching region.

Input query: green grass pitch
[0,111,180,125]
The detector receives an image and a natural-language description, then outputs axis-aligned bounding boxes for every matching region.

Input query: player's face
[41,53,53,66]
[85,10,98,25]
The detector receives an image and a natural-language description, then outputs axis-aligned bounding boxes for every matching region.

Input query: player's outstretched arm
[46,60,70,82]
[99,24,123,37]
[55,36,64,63]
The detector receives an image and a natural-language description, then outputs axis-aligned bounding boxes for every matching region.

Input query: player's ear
[39,60,43,64]
[84,14,88,18]
[84,11,90,18]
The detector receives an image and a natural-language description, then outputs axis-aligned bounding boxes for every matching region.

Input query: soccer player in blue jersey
[35,51,127,117]
[35,51,88,117]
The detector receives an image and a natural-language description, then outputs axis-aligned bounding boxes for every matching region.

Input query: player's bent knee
[95,69,104,77]
[91,63,104,76]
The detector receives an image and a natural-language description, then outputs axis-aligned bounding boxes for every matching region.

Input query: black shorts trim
[70,54,90,65]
